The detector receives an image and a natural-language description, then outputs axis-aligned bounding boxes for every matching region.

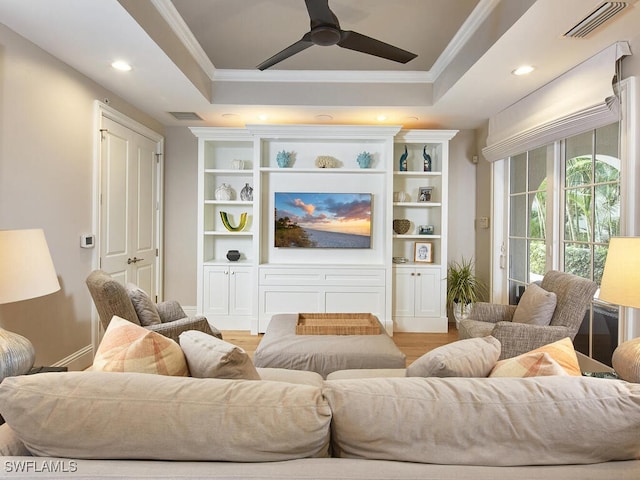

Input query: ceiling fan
[257,0,417,70]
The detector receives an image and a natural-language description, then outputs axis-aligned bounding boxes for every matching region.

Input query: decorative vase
[231,159,245,170]
[393,219,411,235]
[240,183,253,201]
[393,191,409,202]
[453,301,473,329]
[423,146,432,172]
[357,151,372,168]
[276,150,291,168]
[215,183,233,200]
[399,145,408,172]
[226,250,241,262]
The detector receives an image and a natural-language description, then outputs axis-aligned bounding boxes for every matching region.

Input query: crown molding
[213,69,432,84]
[430,0,501,78]
[150,0,216,78]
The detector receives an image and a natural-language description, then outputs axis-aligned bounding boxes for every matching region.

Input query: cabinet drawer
[259,266,385,286]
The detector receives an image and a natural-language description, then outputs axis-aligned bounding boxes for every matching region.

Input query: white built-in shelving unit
[192,125,457,334]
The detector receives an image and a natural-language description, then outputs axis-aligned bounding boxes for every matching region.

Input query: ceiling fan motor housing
[311,25,341,46]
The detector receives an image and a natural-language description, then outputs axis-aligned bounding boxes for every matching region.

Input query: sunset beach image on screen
[274,192,372,248]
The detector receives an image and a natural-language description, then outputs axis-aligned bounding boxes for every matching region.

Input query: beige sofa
[1,367,639,479]
[1,325,639,480]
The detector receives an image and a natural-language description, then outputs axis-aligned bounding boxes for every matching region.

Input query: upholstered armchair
[86,270,222,343]
[458,270,598,359]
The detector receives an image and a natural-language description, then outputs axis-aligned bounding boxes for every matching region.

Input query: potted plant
[446,257,486,328]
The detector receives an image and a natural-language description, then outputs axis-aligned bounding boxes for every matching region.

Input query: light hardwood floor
[222,323,460,367]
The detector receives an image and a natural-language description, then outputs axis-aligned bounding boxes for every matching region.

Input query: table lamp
[598,236,640,309]
[0,229,60,381]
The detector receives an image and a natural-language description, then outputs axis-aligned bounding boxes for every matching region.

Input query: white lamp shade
[598,237,640,309]
[0,229,60,304]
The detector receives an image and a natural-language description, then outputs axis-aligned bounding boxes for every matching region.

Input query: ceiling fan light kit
[257,0,417,70]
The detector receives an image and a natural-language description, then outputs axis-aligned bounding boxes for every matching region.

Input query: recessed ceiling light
[222,113,238,118]
[315,114,334,121]
[377,115,387,122]
[512,65,535,76]
[258,114,269,121]
[405,116,419,121]
[111,60,132,71]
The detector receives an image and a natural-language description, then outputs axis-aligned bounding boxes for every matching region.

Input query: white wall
[447,129,479,270]
[0,25,163,368]
[163,126,199,305]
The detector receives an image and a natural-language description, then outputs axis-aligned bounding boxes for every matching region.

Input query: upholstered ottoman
[253,314,406,378]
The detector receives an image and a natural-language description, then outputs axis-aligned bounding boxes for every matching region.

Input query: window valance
[483,41,631,162]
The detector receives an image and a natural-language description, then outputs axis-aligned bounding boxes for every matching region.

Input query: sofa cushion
[512,283,557,326]
[179,330,260,380]
[528,337,581,376]
[612,337,640,383]
[256,368,324,387]
[126,284,161,326]
[92,316,189,376]
[489,351,569,377]
[322,376,640,466]
[406,336,500,378]
[0,372,331,461]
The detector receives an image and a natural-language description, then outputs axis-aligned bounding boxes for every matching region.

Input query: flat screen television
[274,192,371,248]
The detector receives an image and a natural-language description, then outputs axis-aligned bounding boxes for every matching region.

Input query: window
[562,123,620,283]
[507,123,621,365]
[508,146,552,304]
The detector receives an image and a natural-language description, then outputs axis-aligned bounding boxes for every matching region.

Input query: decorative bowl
[393,219,411,235]
[226,250,241,261]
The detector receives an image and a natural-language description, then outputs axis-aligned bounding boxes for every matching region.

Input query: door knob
[127,257,144,264]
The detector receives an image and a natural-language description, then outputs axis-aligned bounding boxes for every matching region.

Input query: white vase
[215,183,233,200]
[453,301,472,329]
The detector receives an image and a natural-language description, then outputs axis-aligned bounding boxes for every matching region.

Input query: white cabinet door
[393,268,415,317]
[415,268,441,317]
[203,266,230,316]
[229,266,252,316]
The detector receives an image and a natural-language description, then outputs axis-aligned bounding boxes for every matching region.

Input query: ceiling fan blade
[338,30,417,64]
[257,34,314,70]
[304,0,338,28]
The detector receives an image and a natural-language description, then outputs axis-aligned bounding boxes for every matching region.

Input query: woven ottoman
[253,313,406,378]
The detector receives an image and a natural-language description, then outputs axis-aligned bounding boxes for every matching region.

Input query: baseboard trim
[51,344,94,371]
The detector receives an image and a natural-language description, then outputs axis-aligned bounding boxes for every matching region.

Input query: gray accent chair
[458,270,598,359]
[86,270,222,343]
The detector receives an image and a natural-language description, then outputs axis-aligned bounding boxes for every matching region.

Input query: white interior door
[99,115,160,298]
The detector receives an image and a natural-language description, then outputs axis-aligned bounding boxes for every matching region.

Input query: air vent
[564,2,629,38]
[169,112,203,121]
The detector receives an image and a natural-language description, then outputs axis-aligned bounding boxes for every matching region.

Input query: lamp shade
[598,237,640,309]
[0,229,60,304]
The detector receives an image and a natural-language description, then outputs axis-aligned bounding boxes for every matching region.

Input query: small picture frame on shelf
[419,225,435,235]
[414,242,433,263]
[418,187,433,202]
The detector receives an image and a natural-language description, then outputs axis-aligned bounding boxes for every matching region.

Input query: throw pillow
[406,336,501,378]
[126,284,161,326]
[528,337,582,376]
[489,351,569,377]
[93,316,189,376]
[612,337,640,383]
[512,283,557,326]
[179,330,260,380]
